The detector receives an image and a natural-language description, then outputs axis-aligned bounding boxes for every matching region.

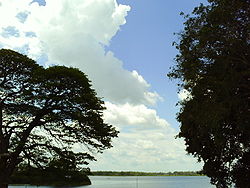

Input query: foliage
[0,49,118,186]
[168,0,250,187]
[10,159,91,186]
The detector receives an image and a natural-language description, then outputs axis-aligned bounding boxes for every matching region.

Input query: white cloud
[0,0,44,59]
[89,102,202,172]
[0,0,202,172]
[0,0,160,105]
[104,102,169,129]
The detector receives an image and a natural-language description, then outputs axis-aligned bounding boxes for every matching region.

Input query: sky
[0,0,207,172]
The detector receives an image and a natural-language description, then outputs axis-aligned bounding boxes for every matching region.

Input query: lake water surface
[10,176,215,188]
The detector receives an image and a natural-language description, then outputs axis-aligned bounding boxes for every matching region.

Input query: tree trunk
[0,184,8,188]
[0,169,10,188]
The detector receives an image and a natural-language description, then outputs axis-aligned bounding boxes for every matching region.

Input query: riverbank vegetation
[168,0,250,187]
[9,168,203,186]
[91,171,203,176]
[10,160,91,186]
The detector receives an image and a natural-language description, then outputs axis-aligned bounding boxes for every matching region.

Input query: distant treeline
[91,171,203,176]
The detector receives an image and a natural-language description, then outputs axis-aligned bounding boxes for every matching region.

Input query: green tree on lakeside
[0,49,118,188]
[168,0,250,187]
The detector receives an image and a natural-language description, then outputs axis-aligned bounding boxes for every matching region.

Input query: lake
[10,176,215,188]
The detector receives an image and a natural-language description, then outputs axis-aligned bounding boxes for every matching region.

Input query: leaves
[169,0,250,187]
[0,49,118,183]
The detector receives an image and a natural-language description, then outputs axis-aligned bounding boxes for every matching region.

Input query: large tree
[168,0,249,187]
[0,49,118,188]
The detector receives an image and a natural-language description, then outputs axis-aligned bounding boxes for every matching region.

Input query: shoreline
[90,175,204,176]
[90,171,203,177]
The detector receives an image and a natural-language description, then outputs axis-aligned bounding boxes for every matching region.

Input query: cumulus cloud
[104,102,169,129]
[90,102,201,172]
[0,0,42,58]
[0,0,202,171]
[0,0,160,105]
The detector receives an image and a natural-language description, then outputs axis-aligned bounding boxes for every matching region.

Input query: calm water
[10,176,215,188]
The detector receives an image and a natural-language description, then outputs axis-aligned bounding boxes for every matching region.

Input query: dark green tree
[0,49,118,188]
[10,158,92,186]
[168,0,249,187]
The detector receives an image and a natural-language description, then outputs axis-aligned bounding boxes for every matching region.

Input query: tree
[10,158,92,186]
[168,0,249,187]
[0,49,118,188]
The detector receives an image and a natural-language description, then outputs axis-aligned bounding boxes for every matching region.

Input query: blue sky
[0,0,207,172]
[108,0,207,128]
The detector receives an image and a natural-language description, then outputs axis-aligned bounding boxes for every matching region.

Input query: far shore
[90,171,204,176]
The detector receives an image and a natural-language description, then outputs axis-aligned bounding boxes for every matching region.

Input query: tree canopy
[168,0,249,187]
[0,49,118,187]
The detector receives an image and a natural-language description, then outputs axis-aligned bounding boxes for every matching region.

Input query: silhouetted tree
[0,49,118,188]
[168,0,249,187]
[10,158,91,186]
